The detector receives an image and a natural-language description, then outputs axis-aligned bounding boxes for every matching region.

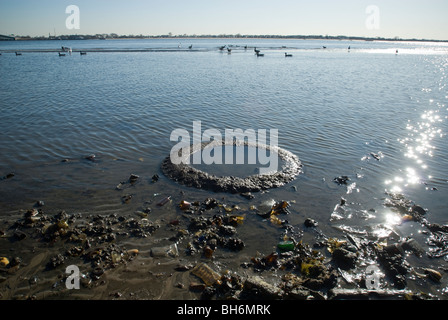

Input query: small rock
[85,154,96,161]
[9,257,22,267]
[189,282,206,291]
[304,218,318,228]
[427,223,448,233]
[35,200,45,207]
[5,172,15,179]
[29,276,38,285]
[240,192,255,200]
[203,245,214,258]
[203,198,218,209]
[122,195,132,204]
[129,174,139,183]
[411,205,426,216]
[24,209,39,218]
[334,176,350,185]
[243,276,283,299]
[13,230,27,241]
[175,264,194,271]
[332,248,357,270]
[399,238,424,257]
[287,288,312,300]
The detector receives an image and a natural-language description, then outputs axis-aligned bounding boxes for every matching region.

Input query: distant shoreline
[2,34,448,43]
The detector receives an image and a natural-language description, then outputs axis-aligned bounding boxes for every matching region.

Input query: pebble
[334,176,350,185]
[304,218,318,228]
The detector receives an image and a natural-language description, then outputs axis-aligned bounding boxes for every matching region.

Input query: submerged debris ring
[161,140,302,193]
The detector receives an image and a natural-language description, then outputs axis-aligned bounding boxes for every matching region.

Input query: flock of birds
[217,44,294,58]
[10,46,87,57]
[9,44,399,57]
[58,46,87,56]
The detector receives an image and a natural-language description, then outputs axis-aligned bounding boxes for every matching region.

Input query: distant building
[0,34,16,41]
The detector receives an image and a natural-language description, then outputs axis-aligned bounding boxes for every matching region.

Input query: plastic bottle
[277,241,295,252]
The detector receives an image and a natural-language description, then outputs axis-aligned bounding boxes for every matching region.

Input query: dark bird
[188,44,193,49]
[254,47,260,54]
[256,52,264,57]
[58,52,66,56]
[227,48,232,53]
[322,46,327,49]
[285,53,293,57]
[80,51,87,55]
[219,45,226,51]
[15,52,22,56]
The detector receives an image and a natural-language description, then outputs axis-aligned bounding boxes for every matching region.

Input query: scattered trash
[191,263,221,286]
[157,196,171,206]
[423,268,442,282]
[150,243,178,258]
[370,152,381,160]
[0,257,9,267]
[277,240,295,252]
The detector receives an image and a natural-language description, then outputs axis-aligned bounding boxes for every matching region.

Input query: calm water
[1,38,448,297]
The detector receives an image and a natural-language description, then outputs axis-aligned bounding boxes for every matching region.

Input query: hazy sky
[1,0,447,40]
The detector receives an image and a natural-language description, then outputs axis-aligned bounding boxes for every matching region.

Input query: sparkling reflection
[388,84,446,193]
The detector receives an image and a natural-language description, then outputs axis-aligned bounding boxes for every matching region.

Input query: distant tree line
[10,33,447,43]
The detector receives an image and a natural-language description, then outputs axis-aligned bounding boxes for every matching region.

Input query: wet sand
[1,173,447,301]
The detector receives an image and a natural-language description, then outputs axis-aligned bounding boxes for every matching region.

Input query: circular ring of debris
[161,139,302,193]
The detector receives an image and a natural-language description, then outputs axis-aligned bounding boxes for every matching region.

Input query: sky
[0,0,447,40]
